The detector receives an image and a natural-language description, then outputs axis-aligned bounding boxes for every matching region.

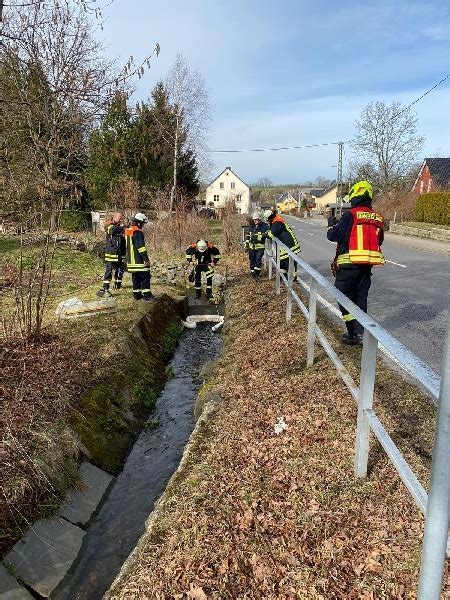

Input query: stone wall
[389,223,450,242]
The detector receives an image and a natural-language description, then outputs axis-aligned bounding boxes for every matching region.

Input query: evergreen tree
[85,91,133,208]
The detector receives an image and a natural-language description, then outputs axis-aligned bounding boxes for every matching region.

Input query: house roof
[415,158,450,189]
[316,182,349,198]
[277,192,296,202]
[207,167,251,190]
[309,188,326,197]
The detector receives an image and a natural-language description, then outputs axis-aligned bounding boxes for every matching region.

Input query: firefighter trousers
[194,264,213,297]
[280,257,298,279]
[131,270,152,300]
[249,249,264,277]
[102,261,124,289]
[334,266,372,335]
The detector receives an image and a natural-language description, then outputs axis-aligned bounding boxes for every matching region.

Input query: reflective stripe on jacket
[125,226,150,272]
[246,221,270,250]
[263,215,301,258]
[185,241,221,265]
[337,207,385,266]
[104,222,125,262]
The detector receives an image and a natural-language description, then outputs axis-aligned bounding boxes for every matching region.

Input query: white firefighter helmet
[133,212,148,224]
[251,211,262,220]
[196,239,208,252]
[263,209,274,220]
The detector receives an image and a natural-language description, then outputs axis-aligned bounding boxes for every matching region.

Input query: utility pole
[335,142,344,218]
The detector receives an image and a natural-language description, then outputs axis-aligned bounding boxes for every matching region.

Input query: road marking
[386,260,407,268]
[306,232,314,236]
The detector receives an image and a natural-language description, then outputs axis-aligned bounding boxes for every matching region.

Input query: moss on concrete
[70,295,185,474]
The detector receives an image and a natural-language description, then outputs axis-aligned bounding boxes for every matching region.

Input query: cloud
[210,86,450,184]
[96,0,450,182]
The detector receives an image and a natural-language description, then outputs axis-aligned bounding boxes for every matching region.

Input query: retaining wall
[389,223,450,242]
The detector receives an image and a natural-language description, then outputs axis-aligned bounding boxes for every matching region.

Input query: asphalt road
[284,216,450,376]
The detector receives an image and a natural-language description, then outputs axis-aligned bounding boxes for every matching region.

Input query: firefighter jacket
[246,221,270,250]
[185,242,221,265]
[262,215,301,258]
[124,226,150,272]
[104,222,125,262]
[327,198,385,267]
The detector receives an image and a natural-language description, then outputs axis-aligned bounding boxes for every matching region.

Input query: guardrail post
[267,241,273,280]
[417,310,450,600]
[275,242,281,296]
[286,256,294,321]
[354,329,378,477]
[307,279,318,367]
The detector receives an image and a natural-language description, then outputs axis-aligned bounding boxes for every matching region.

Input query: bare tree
[255,177,273,188]
[165,54,211,212]
[350,101,425,194]
[1,0,117,337]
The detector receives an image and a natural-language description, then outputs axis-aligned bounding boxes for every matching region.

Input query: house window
[220,182,224,189]
[214,195,220,202]
[236,195,242,202]
[231,182,235,189]
[420,180,424,194]
[427,178,432,192]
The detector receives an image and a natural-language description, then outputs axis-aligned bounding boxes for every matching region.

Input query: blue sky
[97,0,450,184]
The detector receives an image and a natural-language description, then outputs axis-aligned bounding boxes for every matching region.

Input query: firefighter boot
[97,283,111,297]
[341,320,363,346]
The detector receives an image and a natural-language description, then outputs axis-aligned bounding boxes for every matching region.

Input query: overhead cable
[210,74,449,154]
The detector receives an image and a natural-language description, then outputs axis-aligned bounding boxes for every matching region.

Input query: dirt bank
[1,282,184,557]
[108,275,447,599]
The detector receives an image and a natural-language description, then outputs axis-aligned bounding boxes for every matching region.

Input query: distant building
[205,167,252,214]
[412,158,450,194]
[313,183,349,213]
[276,192,298,213]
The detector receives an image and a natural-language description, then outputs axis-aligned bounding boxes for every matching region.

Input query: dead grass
[0,235,191,556]
[109,275,448,599]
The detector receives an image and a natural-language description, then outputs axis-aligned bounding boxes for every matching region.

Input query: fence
[265,239,450,600]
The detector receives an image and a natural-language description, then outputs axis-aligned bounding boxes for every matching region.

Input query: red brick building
[412,157,450,194]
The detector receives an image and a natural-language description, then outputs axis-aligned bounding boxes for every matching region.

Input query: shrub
[415,192,450,226]
[373,192,417,224]
[60,210,91,232]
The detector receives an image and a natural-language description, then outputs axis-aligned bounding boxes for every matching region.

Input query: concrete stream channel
[50,323,221,600]
[1,309,222,600]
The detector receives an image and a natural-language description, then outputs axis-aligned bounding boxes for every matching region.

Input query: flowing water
[56,325,221,599]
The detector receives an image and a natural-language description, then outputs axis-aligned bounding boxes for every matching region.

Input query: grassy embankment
[108,274,447,599]
[0,215,239,557]
[0,235,186,556]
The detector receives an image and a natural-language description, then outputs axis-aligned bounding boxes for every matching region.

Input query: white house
[205,167,251,214]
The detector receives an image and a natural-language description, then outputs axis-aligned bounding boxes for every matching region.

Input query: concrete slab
[59,462,113,526]
[187,298,225,316]
[0,565,33,599]
[4,518,85,598]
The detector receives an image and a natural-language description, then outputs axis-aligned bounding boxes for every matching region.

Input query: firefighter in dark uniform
[261,208,301,277]
[97,211,125,297]
[124,213,154,301]
[327,180,385,345]
[185,239,221,299]
[244,211,270,278]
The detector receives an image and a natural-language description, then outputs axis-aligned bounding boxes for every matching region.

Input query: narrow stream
[56,325,221,600]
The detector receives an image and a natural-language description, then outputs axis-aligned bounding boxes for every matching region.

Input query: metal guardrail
[265,239,450,599]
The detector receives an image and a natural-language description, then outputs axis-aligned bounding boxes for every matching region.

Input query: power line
[210,73,449,154]
[387,74,449,125]
[211,141,341,154]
